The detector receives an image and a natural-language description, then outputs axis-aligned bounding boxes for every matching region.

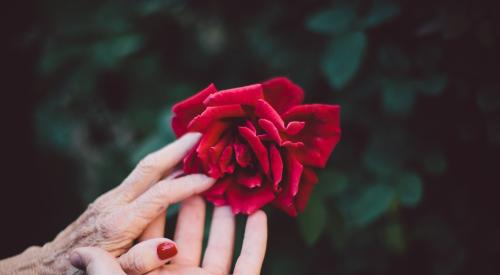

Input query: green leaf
[361,1,400,28]
[322,32,367,89]
[396,171,423,207]
[306,8,357,35]
[344,184,395,227]
[298,192,327,245]
[380,78,418,115]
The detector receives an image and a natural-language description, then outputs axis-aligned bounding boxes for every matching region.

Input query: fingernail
[157,242,177,260]
[69,251,85,270]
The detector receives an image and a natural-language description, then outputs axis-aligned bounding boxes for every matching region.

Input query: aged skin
[0,133,215,275]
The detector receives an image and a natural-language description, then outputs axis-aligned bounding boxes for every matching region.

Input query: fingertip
[180,132,202,143]
[69,250,85,270]
[248,210,267,226]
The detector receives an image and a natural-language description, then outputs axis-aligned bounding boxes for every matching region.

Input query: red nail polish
[157,242,177,260]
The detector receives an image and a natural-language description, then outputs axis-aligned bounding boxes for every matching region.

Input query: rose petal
[274,153,303,215]
[219,145,235,175]
[255,99,285,129]
[294,168,318,212]
[183,142,202,174]
[269,144,283,190]
[237,169,262,188]
[204,176,232,206]
[188,105,247,132]
[262,77,304,114]
[285,121,305,135]
[172,83,217,136]
[233,141,252,168]
[258,119,282,144]
[196,121,230,165]
[203,84,264,106]
[283,104,341,168]
[238,126,270,174]
[207,136,232,178]
[226,184,275,214]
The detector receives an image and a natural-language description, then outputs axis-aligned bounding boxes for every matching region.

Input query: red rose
[172,77,341,216]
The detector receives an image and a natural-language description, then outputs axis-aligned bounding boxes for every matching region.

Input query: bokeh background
[2,0,500,274]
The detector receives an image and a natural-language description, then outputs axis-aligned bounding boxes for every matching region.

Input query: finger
[70,247,125,275]
[118,238,178,275]
[119,132,201,200]
[202,206,236,275]
[139,210,166,241]
[171,196,206,266]
[233,211,268,275]
[127,174,215,223]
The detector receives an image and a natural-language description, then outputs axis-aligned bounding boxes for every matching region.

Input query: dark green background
[2,0,499,274]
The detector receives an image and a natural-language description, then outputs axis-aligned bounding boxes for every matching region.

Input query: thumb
[118,238,178,275]
[70,247,125,275]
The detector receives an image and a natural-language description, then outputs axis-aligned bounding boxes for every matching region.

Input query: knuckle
[137,154,160,175]
[123,253,147,274]
[98,216,124,240]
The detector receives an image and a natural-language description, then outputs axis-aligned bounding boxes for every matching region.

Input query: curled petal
[282,140,305,148]
[188,105,247,132]
[262,77,304,114]
[203,84,264,106]
[237,170,262,188]
[226,184,275,214]
[233,141,252,168]
[283,104,341,168]
[204,176,232,206]
[238,126,270,174]
[255,99,285,129]
[269,144,283,190]
[294,168,318,212]
[285,121,305,135]
[219,145,235,175]
[172,83,217,136]
[274,153,303,216]
[183,143,202,174]
[258,119,282,144]
[196,121,230,164]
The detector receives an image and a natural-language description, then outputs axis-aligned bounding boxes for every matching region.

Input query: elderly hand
[0,133,216,274]
[70,206,267,275]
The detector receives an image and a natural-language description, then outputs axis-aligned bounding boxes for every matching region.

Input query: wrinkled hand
[70,238,178,275]
[70,202,267,275]
[0,133,216,274]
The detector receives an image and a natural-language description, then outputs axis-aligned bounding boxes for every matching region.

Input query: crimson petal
[203,84,264,106]
[204,176,232,206]
[238,126,270,174]
[262,77,304,114]
[172,83,217,136]
[255,99,285,129]
[226,184,275,214]
[269,144,283,190]
[258,119,282,144]
[283,104,341,168]
[188,105,247,132]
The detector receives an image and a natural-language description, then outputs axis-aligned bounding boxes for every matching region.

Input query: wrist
[0,245,46,274]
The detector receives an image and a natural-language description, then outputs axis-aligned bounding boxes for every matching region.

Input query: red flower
[172,77,341,216]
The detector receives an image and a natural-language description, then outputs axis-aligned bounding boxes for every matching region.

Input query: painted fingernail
[69,251,85,270]
[157,242,177,260]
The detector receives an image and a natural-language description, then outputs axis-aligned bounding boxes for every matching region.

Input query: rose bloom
[172,77,340,216]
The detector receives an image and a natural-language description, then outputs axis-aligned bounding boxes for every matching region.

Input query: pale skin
[0,132,268,275]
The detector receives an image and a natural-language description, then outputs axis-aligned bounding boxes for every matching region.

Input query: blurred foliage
[28,0,500,274]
